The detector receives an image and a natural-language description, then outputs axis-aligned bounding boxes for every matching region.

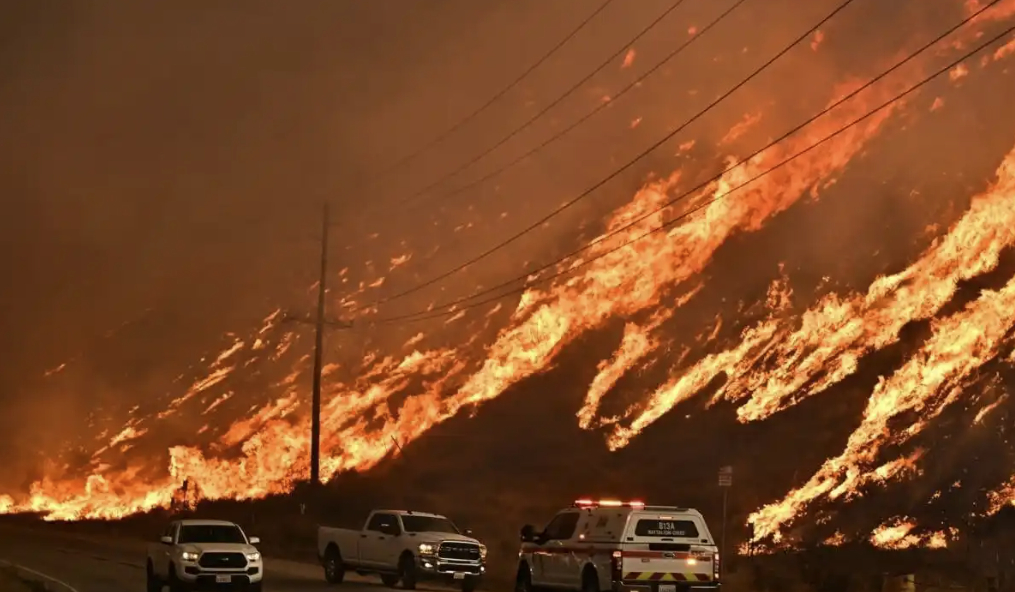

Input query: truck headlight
[245,551,261,562]
[418,543,435,556]
[180,551,199,562]
[479,545,487,561]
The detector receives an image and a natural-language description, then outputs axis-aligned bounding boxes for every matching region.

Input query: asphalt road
[0,524,448,592]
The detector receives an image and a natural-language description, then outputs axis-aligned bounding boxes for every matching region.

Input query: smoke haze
[1,0,1015,559]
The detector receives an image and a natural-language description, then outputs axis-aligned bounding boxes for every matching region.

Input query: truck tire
[398,553,417,590]
[515,564,533,592]
[167,564,187,592]
[248,582,262,592]
[323,545,345,585]
[462,577,479,592]
[582,567,600,592]
[381,573,400,587]
[145,561,161,592]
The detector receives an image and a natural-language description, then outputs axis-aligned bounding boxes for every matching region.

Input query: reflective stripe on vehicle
[623,572,712,582]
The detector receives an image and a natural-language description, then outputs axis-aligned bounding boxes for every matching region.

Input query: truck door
[155,522,178,577]
[374,515,405,568]
[361,513,399,567]
[538,511,580,586]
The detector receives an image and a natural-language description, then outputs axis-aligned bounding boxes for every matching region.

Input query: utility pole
[310,201,329,487]
[282,202,352,488]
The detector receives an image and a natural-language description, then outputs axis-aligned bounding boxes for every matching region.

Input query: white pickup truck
[145,518,263,592]
[317,509,487,591]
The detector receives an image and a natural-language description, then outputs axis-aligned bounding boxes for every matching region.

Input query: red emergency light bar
[574,499,645,508]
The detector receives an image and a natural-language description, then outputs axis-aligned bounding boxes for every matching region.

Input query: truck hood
[179,543,259,555]
[409,532,482,545]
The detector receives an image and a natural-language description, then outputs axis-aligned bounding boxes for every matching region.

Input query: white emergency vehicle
[515,500,720,592]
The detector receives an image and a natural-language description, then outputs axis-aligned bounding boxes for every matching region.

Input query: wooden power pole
[310,202,329,487]
[283,202,352,487]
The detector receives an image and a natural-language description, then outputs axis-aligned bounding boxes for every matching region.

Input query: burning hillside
[3,0,1015,555]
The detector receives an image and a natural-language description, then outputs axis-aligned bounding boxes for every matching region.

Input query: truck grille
[198,552,248,569]
[437,542,481,561]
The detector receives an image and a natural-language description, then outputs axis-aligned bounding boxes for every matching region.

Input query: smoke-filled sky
[0,0,773,476]
[2,0,1015,550]
[0,0,639,471]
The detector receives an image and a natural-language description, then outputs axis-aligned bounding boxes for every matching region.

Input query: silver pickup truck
[317,509,487,591]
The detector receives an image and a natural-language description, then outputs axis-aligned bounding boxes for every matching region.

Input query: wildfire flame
[869,518,957,550]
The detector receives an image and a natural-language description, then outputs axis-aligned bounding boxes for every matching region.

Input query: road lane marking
[0,559,81,592]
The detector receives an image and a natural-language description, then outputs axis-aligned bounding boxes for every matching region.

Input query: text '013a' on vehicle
[317,509,488,591]
[516,500,721,592]
[146,519,264,592]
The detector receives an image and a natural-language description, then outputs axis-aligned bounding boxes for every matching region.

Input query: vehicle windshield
[401,515,460,534]
[177,524,247,544]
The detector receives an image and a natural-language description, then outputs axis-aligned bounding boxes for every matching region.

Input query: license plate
[215,575,231,583]
[658,585,676,592]
[453,573,466,580]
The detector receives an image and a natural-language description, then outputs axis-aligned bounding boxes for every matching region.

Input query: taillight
[713,552,720,581]
[611,550,622,582]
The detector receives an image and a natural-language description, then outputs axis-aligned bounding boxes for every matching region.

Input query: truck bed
[317,525,363,563]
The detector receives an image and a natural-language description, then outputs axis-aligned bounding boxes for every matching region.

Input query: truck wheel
[323,546,345,585]
[248,582,262,592]
[381,574,400,587]
[462,577,479,592]
[145,561,161,592]
[398,554,417,590]
[515,564,533,592]
[167,564,187,592]
[582,568,600,592]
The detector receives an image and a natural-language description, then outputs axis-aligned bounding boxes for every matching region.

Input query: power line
[356,0,618,189]
[370,5,1014,325]
[390,0,701,210]
[378,0,1008,321]
[332,0,715,275]
[338,0,694,236]
[353,0,856,312]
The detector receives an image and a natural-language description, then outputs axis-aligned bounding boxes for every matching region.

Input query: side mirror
[248,536,260,545]
[520,524,536,542]
[464,529,474,537]
[160,536,173,545]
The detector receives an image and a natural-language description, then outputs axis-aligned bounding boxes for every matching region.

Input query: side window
[380,514,401,536]
[366,514,387,533]
[368,513,400,535]
[544,512,580,540]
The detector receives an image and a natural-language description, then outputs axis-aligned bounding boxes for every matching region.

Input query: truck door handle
[378,537,386,540]
[361,534,367,538]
